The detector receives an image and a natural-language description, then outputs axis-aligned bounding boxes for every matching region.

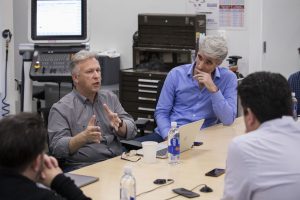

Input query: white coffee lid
[171,121,177,127]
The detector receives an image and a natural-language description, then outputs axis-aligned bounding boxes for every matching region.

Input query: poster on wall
[186,0,219,30]
[219,0,245,28]
[186,0,245,29]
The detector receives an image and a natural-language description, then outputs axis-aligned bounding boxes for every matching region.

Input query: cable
[1,30,12,117]
[136,179,174,197]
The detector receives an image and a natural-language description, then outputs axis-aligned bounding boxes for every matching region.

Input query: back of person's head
[198,35,228,64]
[0,112,46,172]
[69,50,98,75]
[238,71,292,123]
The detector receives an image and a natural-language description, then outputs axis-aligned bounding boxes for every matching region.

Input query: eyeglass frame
[120,150,141,162]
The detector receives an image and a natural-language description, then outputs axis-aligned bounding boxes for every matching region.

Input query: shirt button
[193,114,196,117]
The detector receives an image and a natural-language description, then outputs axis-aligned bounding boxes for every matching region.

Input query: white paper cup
[141,141,158,163]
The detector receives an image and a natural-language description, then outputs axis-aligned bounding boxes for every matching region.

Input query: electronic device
[200,185,213,193]
[153,178,174,185]
[172,188,200,198]
[64,173,99,188]
[153,179,167,185]
[29,44,88,82]
[29,0,89,43]
[137,119,204,158]
[205,168,225,177]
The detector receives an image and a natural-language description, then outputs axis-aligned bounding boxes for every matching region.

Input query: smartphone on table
[205,168,225,177]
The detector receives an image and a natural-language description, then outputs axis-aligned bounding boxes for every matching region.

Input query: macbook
[137,119,204,158]
[65,173,99,188]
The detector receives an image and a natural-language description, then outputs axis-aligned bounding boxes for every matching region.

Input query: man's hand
[193,71,218,93]
[103,104,122,131]
[83,115,102,143]
[69,115,102,154]
[39,154,62,187]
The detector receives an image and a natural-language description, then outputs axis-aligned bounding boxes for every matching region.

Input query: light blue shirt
[222,116,300,200]
[154,63,237,139]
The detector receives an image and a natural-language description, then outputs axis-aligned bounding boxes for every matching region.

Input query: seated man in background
[222,72,300,200]
[138,35,237,142]
[288,70,300,115]
[48,50,137,169]
[0,113,91,200]
[287,47,300,115]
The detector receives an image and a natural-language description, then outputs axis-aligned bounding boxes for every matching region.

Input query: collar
[73,89,99,104]
[259,116,295,129]
[188,62,221,80]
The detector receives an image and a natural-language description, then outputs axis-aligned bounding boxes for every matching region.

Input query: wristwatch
[118,119,124,128]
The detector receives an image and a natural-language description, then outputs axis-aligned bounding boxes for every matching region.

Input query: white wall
[88,0,187,69]
[88,0,253,76]
[0,0,16,115]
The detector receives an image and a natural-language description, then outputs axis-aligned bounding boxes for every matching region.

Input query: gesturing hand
[84,115,102,143]
[193,71,218,93]
[103,103,122,131]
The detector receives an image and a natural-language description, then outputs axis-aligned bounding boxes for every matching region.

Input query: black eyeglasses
[121,150,141,162]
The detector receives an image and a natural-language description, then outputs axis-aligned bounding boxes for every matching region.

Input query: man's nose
[197,61,204,70]
[93,71,100,78]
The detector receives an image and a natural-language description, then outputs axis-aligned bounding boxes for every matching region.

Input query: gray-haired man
[48,50,137,169]
[137,35,237,142]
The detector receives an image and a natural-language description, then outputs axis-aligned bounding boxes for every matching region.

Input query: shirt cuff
[211,89,224,103]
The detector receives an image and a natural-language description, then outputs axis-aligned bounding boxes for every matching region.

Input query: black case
[136,14,206,49]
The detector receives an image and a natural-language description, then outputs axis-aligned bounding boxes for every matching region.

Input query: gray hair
[198,35,228,64]
[70,50,98,75]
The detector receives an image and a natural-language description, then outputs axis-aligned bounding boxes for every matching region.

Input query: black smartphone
[205,168,225,177]
[172,188,200,198]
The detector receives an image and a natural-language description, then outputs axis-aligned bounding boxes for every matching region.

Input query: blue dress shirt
[288,71,300,115]
[154,63,237,139]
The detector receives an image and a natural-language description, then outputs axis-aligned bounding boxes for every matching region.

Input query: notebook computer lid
[137,119,204,157]
[65,173,99,188]
[178,119,204,152]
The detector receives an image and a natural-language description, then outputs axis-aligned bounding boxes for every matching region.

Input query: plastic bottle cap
[292,92,296,97]
[171,121,177,127]
[124,166,132,175]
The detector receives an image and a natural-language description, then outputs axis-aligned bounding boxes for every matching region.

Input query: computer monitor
[29,0,89,43]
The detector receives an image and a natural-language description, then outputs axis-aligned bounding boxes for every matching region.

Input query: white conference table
[72,117,245,200]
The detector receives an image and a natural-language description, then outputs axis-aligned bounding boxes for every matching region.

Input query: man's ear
[72,73,79,84]
[244,108,259,132]
[31,154,43,172]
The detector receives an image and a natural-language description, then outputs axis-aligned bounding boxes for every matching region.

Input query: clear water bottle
[292,92,298,121]
[120,166,136,200]
[168,121,180,165]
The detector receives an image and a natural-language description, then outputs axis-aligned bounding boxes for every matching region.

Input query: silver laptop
[65,173,99,188]
[137,119,204,158]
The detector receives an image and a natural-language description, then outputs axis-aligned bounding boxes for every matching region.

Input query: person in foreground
[222,71,300,200]
[138,35,237,142]
[48,50,137,169]
[0,112,91,200]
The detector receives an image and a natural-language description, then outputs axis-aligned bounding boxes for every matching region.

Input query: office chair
[236,78,244,117]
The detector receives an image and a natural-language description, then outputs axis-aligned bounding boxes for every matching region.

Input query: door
[262,0,300,78]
